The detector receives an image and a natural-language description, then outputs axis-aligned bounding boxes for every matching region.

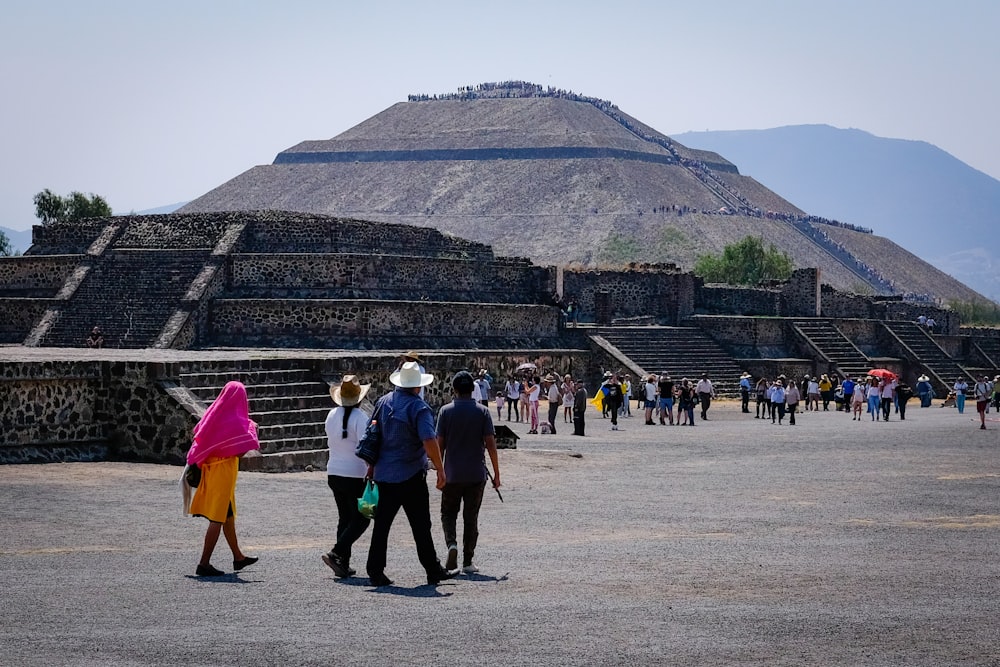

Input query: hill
[1,226,32,255]
[674,125,1000,302]
[180,83,985,303]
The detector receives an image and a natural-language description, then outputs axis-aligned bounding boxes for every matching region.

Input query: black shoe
[427,566,460,585]
[196,563,225,577]
[233,556,258,571]
[368,573,394,587]
[322,551,350,578]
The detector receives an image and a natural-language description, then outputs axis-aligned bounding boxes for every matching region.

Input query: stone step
[241,449,329,473]
[178,368,318,387]
[257,421,325,441]
[257,436,328,455]
[185,381,330,401]
[253,407,330,427]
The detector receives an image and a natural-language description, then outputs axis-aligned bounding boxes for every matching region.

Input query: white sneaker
[462,564,479,573]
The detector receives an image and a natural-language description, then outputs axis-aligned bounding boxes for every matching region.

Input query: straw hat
[390,361,434,388]
[330,375,371,407]
[402,350,421,361]
[740,372,751,379]
[917,374,930,382]
[544,374,557,383]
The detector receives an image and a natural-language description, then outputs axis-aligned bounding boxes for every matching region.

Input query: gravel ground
[1,400,998,666]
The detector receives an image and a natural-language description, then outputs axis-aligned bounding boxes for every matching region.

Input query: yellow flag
[589,388,604,413]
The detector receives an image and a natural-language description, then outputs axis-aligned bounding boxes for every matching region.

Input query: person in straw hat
[364,361,458,586]
[321,375,372,579]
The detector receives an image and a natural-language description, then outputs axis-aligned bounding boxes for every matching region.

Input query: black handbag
[355,400,385,465]
[184,463,202,488]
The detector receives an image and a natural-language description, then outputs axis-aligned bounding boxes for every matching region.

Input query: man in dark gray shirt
[436,371,501,573]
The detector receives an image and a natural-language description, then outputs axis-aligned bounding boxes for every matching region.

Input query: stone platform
[1,401,997,665]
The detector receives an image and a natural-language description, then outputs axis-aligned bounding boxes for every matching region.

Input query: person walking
[437,371,501,574]
[644,374,657,425]
[561,375,576,424]
[785,380,800,425]
[527,377,541,434]
[739,373,752,413]
[896,381,914,421]
[602,372,624,431]
[916,375,933,408]
[658,373,675,425]
[544,374,560,435]
[880,379,896,422]
[771,379,787,425]
[184,381,261,577]
[953,378,969,414]
[321,376,372,579]
[695,373,715,420]
[755,376,769,419]
[504,376,521,422]
[362,361,458,587]
[573,379,587,436]
[974,375,991,429]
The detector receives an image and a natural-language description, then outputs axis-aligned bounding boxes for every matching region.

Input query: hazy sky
[3,0,998,231]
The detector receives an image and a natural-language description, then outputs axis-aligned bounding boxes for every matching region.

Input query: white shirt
[325,406,369,477]
[528,383,540,403]
[695,379,714,395]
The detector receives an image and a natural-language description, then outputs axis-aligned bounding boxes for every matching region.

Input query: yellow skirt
[189,455,238,523]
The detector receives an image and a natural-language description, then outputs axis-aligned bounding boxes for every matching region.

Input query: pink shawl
[186,381,260,465]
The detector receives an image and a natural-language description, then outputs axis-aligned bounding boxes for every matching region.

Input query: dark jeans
[507,397,518,421]
[547,402,559,434]
[898,400,908,420]
[366,471,441,578]
[440,480,487,567]
[881,397,892,420]
[699,392,712,419]
[328,475,370,563]
[773,402,786,423]
[741,389,750,413]
[787,403,797,425]
[573,410,585,435]
[756,396,767,418]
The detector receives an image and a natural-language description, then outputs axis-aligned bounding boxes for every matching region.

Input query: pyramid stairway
[178,365,334,472]
[594,326,744,396]
[791,319,871,379]
[881,321,973,393]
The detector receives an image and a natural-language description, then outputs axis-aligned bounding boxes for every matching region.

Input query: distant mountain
[136,202,186,215]
[1,226,32,255]
[673,125,1000,302]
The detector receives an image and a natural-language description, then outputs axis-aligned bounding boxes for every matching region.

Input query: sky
[3,0,999,231]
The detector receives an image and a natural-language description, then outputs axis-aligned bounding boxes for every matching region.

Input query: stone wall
[821,285,957,334]
[0,351,592,464]
[690,315,792,359]
[229,253,546,303]
[0,299,55,344]
[0,256,82,295]
[696,285,782,317]
[209,300,560,349]
[562,265,695,325]
[27,220,109,255]
[237,213,498,260]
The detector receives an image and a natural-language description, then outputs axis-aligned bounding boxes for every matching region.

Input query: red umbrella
[868,368,897,381]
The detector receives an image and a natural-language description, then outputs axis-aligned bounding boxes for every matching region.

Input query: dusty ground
[1,400,998,666]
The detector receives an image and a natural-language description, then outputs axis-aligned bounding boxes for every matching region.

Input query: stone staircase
[594,326,744,396]
[41,249,211,348]
[882,321,973,393]
[791,319,871,379]
[177,365,334,472]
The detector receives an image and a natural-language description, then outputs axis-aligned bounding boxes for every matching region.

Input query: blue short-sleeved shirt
[372,389,437,484]
[436,398,495,484]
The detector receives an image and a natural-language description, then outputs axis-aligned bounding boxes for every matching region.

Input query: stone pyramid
[180,82,983,302]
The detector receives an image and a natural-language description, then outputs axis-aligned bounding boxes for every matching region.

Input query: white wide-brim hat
[390,361,435,388]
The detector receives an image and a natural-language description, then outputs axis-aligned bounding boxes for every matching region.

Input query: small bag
[358,479,379,519]
[184,463,202,488]
[355,404,384,465]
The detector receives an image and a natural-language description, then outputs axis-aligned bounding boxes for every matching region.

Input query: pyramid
[181,82,983,303]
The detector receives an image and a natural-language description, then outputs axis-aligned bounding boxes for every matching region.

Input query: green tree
[694,235,794,285]
[33,189,112,225]
[947,298,1000,326]
[0,230,13,257]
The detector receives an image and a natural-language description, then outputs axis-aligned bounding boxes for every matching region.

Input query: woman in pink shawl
[186,381,260,577]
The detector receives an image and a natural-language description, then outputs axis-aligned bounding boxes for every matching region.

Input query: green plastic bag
[358,479,378,519]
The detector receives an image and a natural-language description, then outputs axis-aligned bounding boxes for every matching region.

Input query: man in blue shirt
[437,371,501,573]
[841,376,855,413]
[365,361,458,586]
